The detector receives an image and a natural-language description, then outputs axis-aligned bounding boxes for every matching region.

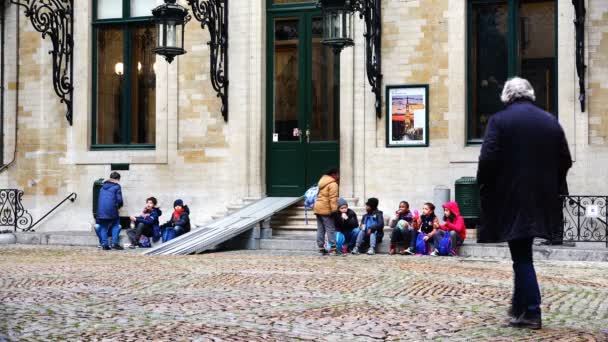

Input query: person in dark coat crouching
[95,172,124,250]
[160,199,191,241]
[477,77,572,330]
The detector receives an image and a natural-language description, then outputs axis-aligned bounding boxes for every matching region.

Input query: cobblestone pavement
[1,245,607,341]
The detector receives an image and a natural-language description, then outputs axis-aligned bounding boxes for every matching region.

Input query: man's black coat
[477,100,572,243]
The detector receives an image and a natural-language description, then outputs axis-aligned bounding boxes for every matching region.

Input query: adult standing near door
[313,168,340,256]
[477,77,572,330]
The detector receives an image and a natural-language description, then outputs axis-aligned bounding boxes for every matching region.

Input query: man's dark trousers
[508,238,541,319]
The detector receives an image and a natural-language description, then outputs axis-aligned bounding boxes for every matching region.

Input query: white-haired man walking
[477,77,572,330]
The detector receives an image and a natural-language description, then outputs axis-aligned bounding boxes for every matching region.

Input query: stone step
[260,238,608,262]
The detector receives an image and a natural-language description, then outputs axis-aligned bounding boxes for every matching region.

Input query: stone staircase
[269,198,364,239]
[211,197,263,220]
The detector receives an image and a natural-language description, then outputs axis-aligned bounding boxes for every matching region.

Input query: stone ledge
[259,238,608,262]
[9,231,608,262]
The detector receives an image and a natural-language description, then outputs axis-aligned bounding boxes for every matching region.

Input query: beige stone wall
[0,1,265,232]
[349,0,461,213]
[2,0,608,235]
[588,0,608,145]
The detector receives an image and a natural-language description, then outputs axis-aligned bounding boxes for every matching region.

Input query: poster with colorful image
[386,85,429,147]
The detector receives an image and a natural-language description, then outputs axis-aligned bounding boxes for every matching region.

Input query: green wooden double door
[266,10,340,196]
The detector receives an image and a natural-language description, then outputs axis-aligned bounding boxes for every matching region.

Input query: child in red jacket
[431,201,466,256]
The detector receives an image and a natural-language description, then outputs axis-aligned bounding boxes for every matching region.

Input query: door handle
[306,129,310,143]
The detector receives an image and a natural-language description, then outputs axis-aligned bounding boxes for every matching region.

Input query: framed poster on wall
[385,84,429,147]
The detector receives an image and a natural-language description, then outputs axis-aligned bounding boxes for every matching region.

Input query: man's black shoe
[507,306,522,319]
[111,244,124,250]
[509,313,542,330]
[102,245,111,251]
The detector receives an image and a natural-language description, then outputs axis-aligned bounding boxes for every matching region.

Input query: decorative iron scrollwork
[187,0,228,122]
[0,189,76,232]
[0,189,33,231]
[353,0,382,118]
[10,0,73,125]
[573,0,586,112]
[562,195,608,247]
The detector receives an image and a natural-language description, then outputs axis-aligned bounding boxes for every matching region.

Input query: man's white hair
[500,77,536,104]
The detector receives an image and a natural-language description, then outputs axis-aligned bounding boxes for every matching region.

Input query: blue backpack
[303,185,319,225]
[325,233,345,252]
[162,227,176,242]
[139,235,152,248]
[415,233,429,255]
[438,231,452,256]
[152,225,161,243]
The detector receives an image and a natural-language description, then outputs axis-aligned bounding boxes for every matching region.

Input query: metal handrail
[28,192,77,231]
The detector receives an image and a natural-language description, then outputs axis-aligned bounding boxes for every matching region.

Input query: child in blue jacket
[127,197,162,248]
[352,198,384,255]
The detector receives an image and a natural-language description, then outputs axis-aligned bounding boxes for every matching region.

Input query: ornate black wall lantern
[573,0,586,112]
[318,0,382,118]
[10,0,74,125]
[152,0,190,64]
[153,0,228,122]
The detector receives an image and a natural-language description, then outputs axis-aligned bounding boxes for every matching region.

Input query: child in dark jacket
[388,201,414,255]
[333,198,359,254]
[127,197,162,248]
[352,198,384,255]
[404,202,439,255]
[431,201,467,256]
[160,199,191,241]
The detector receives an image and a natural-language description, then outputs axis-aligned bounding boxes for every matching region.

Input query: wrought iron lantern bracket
[186,0,228,122]
[10,0,74,125]
[573,0,586,112]
[352,0,382,118]
[318,0,382,118]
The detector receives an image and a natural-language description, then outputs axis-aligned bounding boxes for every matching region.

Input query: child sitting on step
[333,198,359,254]
[388,201,414,255]
[431,201,466,256]
[404,202,439,255]
[127,197,162,248]
[160,199,191,242]
[352,198,384,255]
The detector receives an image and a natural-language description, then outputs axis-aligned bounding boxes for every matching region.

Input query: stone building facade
[0,0,605,232]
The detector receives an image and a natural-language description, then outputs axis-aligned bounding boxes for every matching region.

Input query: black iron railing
[561,195,608,247]
[0,189,76,232]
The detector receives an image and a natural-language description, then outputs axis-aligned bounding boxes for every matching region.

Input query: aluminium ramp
[143,197,302,256]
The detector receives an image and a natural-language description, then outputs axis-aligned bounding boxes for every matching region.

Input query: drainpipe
[0,1,18,173]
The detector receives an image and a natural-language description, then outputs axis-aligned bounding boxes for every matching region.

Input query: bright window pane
[129,25,157,144]
[311,17,338,142]
[273,18,299,142]
[273,0,312,3]
[95,27,124,144]
[131,0,162,17]
[519,0,556,113]
[97,0,123,19]
[470,2,508,140]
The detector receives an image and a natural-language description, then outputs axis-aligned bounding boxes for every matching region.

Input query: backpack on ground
[139,235,152,248]
[162,227,176,242]
[303,185,319,225]
[326,232,345,252]
[438,231,452,256]
[415,233,429,255]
